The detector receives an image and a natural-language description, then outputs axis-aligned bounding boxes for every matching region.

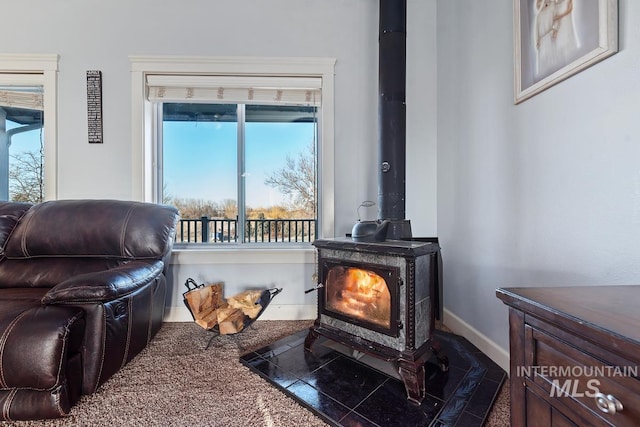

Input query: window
[0,82,44,202]
[131,56,336,246]
[160,103,318,244]
[0,55,58,202]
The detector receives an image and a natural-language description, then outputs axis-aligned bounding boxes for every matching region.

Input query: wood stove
[304,237,446,404]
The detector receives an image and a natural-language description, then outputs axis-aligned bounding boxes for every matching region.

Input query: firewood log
[227,290,263,319]
[195,309,220,330]
[217,308,246,334]
[184,283,225,328]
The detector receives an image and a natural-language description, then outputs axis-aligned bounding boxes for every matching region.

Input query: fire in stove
[326,266,391,330]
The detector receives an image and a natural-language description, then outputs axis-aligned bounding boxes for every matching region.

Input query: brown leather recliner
[0,199,179,421]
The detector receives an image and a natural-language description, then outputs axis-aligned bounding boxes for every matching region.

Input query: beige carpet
[485,379,510,426]
[6,321,509,426]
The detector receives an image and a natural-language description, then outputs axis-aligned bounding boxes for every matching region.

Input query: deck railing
[175,216,316,243]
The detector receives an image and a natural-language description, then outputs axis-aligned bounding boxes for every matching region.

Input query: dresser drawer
[524,324,640,427]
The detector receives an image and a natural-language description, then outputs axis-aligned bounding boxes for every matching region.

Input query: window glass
[161,103,317,244]
[0,85,45,202]
[245,105,317,243]
[163,104,238,243]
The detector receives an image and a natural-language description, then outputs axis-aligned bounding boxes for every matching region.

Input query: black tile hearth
[240,329,506,427]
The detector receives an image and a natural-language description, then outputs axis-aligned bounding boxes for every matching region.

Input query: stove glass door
[326,266,391,329]
[321,258,400,337]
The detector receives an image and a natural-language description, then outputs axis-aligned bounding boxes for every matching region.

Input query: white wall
[437,0,640,368]
[3,1,438,318]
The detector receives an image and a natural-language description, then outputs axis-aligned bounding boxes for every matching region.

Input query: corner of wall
[443,308,510,374]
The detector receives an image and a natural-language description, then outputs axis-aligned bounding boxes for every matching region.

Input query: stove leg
[398,358,426,405]
[304,327,319,352]
[431,339,449,372]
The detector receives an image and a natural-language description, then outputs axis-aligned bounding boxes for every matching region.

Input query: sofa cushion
[0,288,48,302]
[0,202,32,257]
[0,258,122,289]
[4,199,178,260]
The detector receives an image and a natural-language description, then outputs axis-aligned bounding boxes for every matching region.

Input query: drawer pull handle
[595,393,623,415]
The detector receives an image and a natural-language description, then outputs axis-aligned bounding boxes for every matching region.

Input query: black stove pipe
[378,0,412,239]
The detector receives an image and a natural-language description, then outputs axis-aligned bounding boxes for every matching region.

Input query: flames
[326,267,391,329]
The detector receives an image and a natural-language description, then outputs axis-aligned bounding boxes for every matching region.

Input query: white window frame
[0,54,59,201]
[130,55,336,241]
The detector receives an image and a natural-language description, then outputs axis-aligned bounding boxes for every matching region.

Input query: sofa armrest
[41,260,165,304]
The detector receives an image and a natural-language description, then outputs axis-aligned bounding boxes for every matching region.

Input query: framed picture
[514,0,618,104]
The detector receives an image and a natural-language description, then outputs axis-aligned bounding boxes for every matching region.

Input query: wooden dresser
[496,286,640,427]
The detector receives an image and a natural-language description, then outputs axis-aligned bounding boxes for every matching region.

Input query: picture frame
[514,0,618,104]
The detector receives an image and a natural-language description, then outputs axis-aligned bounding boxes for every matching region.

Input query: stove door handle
[304,284,324,294]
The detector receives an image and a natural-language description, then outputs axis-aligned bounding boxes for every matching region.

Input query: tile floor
[240,329,506,427]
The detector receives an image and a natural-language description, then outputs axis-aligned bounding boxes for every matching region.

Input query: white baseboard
[443,308,510,374]
[163,304,317,323]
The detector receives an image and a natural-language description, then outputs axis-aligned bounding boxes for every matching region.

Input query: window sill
[169,243,316,265]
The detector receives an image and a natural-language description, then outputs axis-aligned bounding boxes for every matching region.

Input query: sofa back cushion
[0,202,32,257]
[4,200,179,260]
[0,258,123,289]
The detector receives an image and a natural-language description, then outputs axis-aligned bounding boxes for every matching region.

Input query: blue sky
[163,120,314,208]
